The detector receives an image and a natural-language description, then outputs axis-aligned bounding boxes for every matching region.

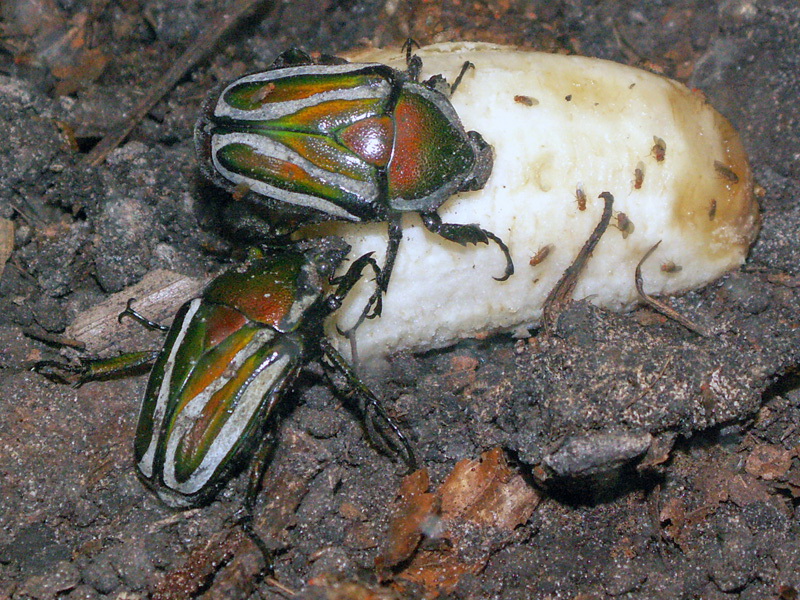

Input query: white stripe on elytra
[283,262,321,329]
[136,298,202,479]
[161,328,284,494]
[214,64,391,122]
[211,132,377,220]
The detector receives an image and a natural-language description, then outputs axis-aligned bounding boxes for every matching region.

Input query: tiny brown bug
[575,183,587,211]
[708,199,717,220]
[529,244,553,266]
[514,94,538,106]
[633,161,645,190]
[652,136,666,162]
[615,212,634,238]
[714,160,739,183]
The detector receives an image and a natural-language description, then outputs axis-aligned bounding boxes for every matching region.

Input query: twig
[265,577,297,597]
[634,242,710,337]
[626,355,673,409]
[82,0,274,167]
[542,192,615,332]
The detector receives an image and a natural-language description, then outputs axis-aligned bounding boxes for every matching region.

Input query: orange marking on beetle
[229,72,383,107]
[175,327,258,418]
[177,356,264,476]
[388,96,429,197]
[204,305,247,349]
[277,98,381,132]
[340,116,394,166]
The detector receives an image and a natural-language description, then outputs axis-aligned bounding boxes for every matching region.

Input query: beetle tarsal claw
[32,360,87,386]
[419,212,515,282]
[118,298,169,332]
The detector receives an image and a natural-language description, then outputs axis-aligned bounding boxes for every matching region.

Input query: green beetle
[135,243,416,508]
[36,241,414,512]
[195,45,514,320]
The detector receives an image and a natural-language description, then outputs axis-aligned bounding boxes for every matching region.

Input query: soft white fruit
[306,43,759,361]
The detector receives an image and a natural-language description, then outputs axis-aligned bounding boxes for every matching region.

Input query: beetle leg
[319,338,418,472]
[329,252,382,364]
[33,360,89,386]
[402,38,422,81]
[422,61,474,96]
[341,214,403,334]
[380,214,404,295]
[327,252,381,315]
[236,431,279,574]
[341,214,402,337]
[420,211,514,281]
[448,61,475,96]
[118,298,169,332]
[33,350,159,386]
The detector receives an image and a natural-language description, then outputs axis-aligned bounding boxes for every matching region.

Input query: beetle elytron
[195,44,514,320]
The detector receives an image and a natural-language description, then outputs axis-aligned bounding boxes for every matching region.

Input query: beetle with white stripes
[195,44,513,322]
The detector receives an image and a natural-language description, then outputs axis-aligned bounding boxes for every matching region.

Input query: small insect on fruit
[195,43,514,321]
[35,240,415,552]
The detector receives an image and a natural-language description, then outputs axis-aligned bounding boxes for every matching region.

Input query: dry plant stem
[265,577,297,597]
[82,0,273,167]
[542,192,615,332]
[626,355,674,409]
[635,242,710,337]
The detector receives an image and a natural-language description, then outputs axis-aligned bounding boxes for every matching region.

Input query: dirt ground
[2,0,800,598]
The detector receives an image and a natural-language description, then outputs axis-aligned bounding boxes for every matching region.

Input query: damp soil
[2,1,800,598]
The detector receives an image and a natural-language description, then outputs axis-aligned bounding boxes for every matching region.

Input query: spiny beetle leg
[118,298,169,332]
[402,38,422,80]
[329,251,383,366]
[378,215,404,298]
[420,211,515,281]
[448,61,475,96]
[424,61,475,96]
[483,231,514,281]
[236,431,279,574]
[33,360,88,386]
[319,338,418,472]
[34,350,160,386]
[337,215,402,340]
[327,252,381,314]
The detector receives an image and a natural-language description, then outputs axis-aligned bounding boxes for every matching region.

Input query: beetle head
[292,236,351,281]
